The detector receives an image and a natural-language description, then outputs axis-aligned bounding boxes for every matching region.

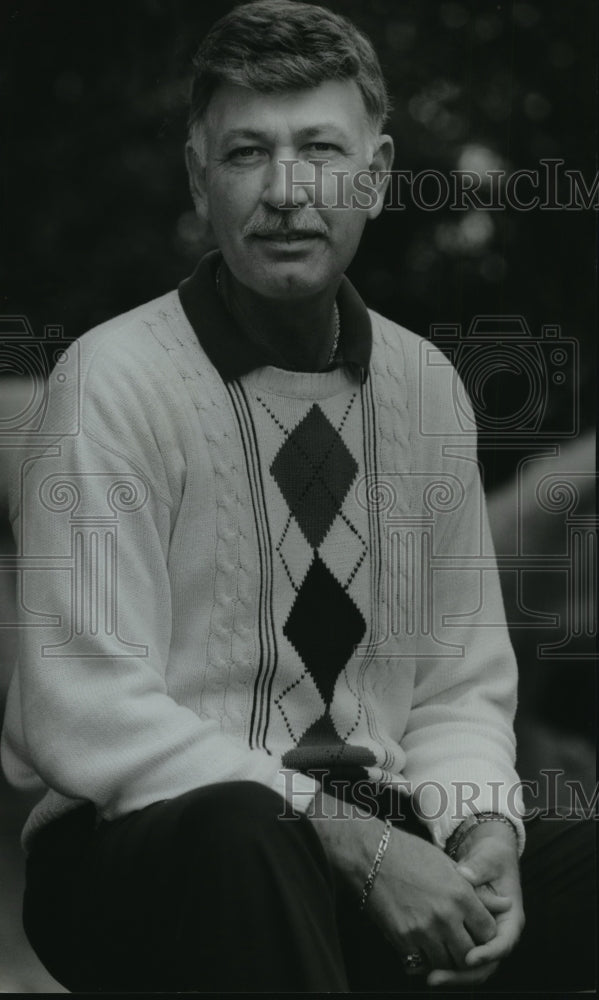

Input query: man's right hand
[365,823,512,975]
[309,792,512,977]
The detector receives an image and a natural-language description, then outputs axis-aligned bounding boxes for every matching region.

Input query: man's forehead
[205,79,371,142]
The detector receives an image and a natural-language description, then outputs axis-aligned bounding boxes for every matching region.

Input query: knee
[173,780,300,853]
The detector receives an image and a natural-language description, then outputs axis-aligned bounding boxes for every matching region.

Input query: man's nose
[262,157,312,210]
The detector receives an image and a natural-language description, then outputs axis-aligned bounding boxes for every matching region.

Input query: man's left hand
[426,821,525,989]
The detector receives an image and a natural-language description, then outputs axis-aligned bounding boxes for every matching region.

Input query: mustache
[243,214,328,239]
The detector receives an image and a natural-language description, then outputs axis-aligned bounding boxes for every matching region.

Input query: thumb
[456,840,501,885]
[457,854,496,885]
[456,860,483,883]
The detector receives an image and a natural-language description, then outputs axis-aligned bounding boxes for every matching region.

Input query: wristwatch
[445,811,518,860]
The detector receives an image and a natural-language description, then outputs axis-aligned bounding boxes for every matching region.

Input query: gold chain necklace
[327,303,341,366]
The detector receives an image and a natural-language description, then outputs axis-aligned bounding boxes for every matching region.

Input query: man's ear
[366,134,395,220]
[185,139,209,221]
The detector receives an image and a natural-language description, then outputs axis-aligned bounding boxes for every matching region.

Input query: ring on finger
[401,950,426,972]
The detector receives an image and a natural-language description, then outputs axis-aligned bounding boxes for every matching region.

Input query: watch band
[445,811,518,860]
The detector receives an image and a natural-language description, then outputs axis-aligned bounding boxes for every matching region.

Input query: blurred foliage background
[1,0,596,991]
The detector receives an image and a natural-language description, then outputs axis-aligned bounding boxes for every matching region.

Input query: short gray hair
[188,0,390,138]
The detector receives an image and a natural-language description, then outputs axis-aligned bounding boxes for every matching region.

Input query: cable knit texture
[1,290,525,852]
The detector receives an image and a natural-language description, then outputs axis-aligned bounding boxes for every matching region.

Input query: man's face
[188,78,390,300]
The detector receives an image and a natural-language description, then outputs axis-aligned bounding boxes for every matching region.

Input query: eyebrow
[219,123,352,145]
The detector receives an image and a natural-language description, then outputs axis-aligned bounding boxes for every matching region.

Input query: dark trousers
[23,781,595,993]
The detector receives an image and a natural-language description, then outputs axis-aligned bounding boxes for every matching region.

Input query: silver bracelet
[446,811,518,860]
[359,818,392,911]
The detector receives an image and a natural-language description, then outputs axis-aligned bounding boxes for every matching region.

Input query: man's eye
[228,146,263,161]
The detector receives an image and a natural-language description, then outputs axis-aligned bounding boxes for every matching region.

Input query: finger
[476,885,512,913]
[427,960,499,988]
[401,946,428,978]
[457,857,501,885]
[465,912,522,966]
[403,963,427,978]
[399,936,434,978]
[414,935,452,975]
[445,923,477,970]
[463,892,498,945]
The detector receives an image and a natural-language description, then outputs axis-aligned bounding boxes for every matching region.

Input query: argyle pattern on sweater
[226,373,383,785]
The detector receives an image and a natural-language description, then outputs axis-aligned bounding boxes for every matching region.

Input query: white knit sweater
[1,289,525,851]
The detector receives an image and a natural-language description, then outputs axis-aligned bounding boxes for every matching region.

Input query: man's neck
[218,262,341,372]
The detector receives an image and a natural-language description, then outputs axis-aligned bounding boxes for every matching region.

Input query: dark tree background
[0,0,596,990]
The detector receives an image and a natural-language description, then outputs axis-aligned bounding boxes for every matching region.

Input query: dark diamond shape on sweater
[282,710,377,771]
[283,553,366,705]
[270,404,358,547]
[290,709,343,754]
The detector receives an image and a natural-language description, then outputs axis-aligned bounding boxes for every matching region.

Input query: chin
[252,261,334,300]
[264,274,327,300]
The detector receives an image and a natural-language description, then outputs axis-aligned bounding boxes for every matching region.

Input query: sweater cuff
[411,767,527,857]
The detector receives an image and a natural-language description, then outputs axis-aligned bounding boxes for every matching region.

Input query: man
[1,1,593,993]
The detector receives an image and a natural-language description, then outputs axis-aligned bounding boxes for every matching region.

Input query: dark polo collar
[178,250,371,383]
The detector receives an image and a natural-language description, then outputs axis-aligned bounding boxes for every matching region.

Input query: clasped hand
[366,822,524,988]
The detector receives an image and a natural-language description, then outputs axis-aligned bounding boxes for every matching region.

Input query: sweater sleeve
[10,339,318,820]
[400,376,526,853]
